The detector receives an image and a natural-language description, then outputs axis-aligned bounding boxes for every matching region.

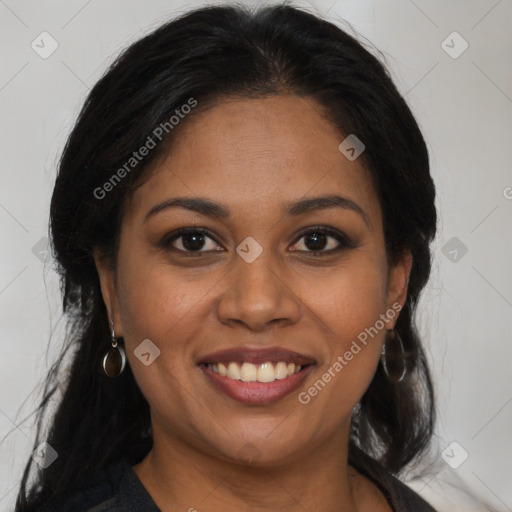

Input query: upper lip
[198,346,316,366]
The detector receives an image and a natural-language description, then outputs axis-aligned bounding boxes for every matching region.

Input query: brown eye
[290,227,355,256]
[162,228,223,255]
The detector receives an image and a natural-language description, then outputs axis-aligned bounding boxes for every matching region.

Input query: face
[95,94,411,466]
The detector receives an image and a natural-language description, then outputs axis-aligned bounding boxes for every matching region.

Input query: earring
[102,319,126,378]
[381,329,406,383]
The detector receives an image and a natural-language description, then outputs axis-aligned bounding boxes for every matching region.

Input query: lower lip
[199,364,315,405]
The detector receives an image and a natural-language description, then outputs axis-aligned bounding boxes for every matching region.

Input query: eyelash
[160,226,356,258]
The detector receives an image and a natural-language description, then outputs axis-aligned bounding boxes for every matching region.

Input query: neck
[133,423,363,512]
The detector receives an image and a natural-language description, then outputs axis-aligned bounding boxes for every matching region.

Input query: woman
[15,3,437,511]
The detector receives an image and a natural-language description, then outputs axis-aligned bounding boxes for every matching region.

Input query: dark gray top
[36,438,436,511]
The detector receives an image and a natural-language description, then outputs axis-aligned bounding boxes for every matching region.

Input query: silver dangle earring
[102,319,126,378]
[381,328,406,383]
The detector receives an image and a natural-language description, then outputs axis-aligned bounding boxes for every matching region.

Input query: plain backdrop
[0,1,511,511]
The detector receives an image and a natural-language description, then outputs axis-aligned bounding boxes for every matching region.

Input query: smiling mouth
[202,361,311,383]
[197,346,316,404]
[198,361,315,405]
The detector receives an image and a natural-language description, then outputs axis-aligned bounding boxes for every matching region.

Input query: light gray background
[1,1,511,511]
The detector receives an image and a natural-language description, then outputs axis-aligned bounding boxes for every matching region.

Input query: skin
[94,94,412,512]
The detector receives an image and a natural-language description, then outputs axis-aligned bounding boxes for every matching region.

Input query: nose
[215,251,301,332]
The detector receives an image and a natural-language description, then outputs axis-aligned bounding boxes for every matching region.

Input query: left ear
[385,250,413,329]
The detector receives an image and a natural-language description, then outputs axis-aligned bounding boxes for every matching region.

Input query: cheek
[114,253,241,430]
[115,216,217,334]
[117,260,215,349]
[301,253,388,340]
[294,255,388,418]
[115,259,217,422]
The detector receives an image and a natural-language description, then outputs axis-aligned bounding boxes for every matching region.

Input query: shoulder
[380,471,437,511]
[33,438,159,512]
[34,460,129,512]
[349,448,437,512]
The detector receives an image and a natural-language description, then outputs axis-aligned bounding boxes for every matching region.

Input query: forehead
[126,95,381,227]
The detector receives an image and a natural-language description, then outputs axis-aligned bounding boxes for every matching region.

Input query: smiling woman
[15,3,437,512]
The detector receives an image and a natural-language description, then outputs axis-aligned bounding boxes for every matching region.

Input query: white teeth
[275,361,288,379]
[227,362,241,380]
[240,362,257,382]
[207,361,304,383]
[257,362,275,383]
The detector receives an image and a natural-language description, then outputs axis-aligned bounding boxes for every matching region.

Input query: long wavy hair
[14,2,436,509]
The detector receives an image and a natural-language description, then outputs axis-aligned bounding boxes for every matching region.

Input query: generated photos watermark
[298,302,402,405]
[93,97,198,200]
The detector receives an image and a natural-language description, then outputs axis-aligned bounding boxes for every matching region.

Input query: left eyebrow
[284,194,371,229]
[144,194,371,229]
